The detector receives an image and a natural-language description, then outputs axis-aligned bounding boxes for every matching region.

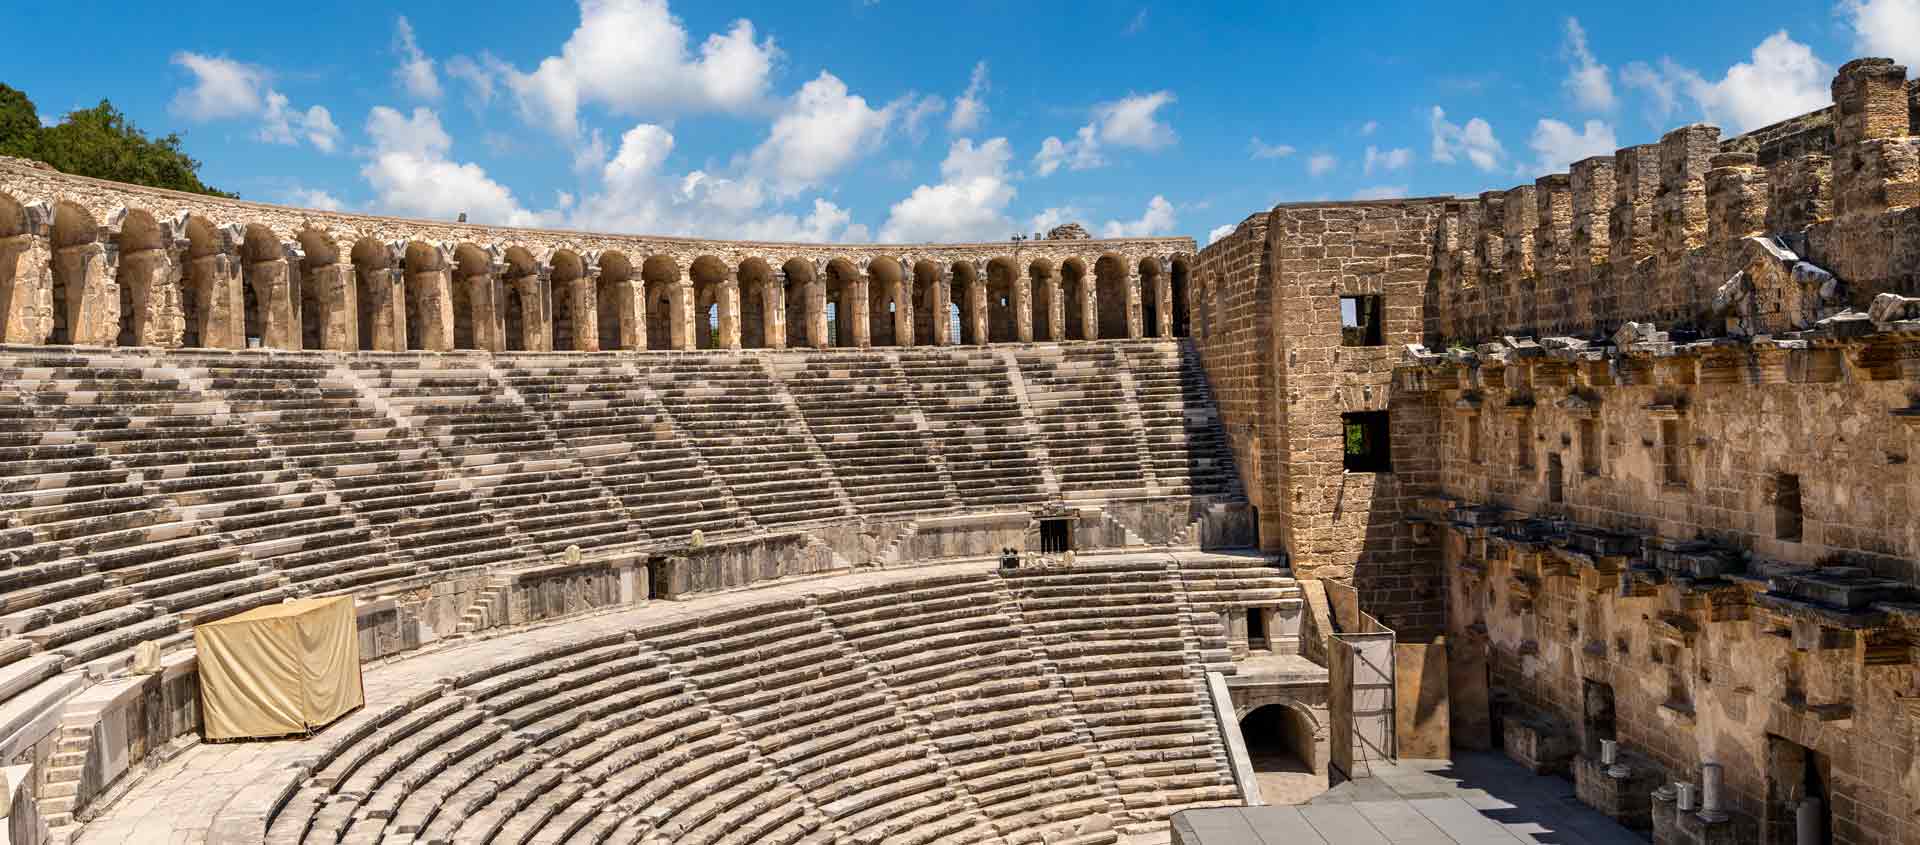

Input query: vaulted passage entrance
[1240,704,1325,804]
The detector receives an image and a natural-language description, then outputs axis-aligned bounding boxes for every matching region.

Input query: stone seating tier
[259,564,1253,844]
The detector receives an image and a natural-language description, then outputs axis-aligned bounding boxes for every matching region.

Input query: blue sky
[7,1,1918,246]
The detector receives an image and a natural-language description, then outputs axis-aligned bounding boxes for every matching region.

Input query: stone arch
[1061,257,1091,341]
[689,255,732,350]
[1028,258,1057,342]
[911,259,946,346]
[950,261,982,345]
[297,229,349,350]
[641,255,682,350]
[1139,257,1164,338]
[451,243,495,351]
[113,208,176,348]
[549,248,591,351]
[49,200,111,345]
[596,251,635,350]
[737,257,775,349]
[402,241,455,351]
[867,256,904,347]
[501,245,545,352]
[1094,253,1132,339]
[781,258,818,348]
[985,256,1020,343]
[240,224,294,349]
[823,258,863,348]
[1171,255,1191,337]
[1236,700,1329,797]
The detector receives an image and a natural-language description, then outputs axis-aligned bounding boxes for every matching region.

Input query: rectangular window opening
[1246,609,1268,649]
[1340,295,1385,347]
[1467,414,1483,464]
[1661,419,1686,486]
[1515,416,1533,468]
[1548,454,1565,504]
[1775,474,1803,542]
[1579,419,1601,476]
[1342,411,1393,473]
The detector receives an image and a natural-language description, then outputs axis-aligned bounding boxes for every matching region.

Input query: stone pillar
[248,248,299,350]
[765,271,787,349]
[308,259,355,352]
[847,272,871,348]
[407,248,455,352]
[1501,184,1538,280]
[892,273,913,348]
[1013,272,1033,342]
[718,272,742,350]
[1156,260,1174,338]
[1609,145,1660,268]
[456,262,499,352]
[966,275,988,345]
[506,273,547,352]
[1078,271,1099,341]
[113,239,177,348]
[0,201,54,344]
[569,269,599,352]
[932,275,953,346]
[1124,269,1144,339]
[187,237,246,349]
[1045,272,1065,342]
[670,279,695,351]
[1832,58,1920,220]
[616,276,643,351]
[1569,156,1615,335]
[1532,175,1573,334]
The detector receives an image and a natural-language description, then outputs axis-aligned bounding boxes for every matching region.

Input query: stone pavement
[1171,752,1651,844]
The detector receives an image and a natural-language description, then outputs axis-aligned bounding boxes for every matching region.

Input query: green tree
[0,84,236,199]
[0,84,39,156]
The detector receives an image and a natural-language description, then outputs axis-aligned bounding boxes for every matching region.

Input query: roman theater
[1,51,1920,845]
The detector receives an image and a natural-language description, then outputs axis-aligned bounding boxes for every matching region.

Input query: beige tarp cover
[194,597,363,740]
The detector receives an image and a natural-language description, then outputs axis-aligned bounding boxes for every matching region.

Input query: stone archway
[1237,700,1329,804]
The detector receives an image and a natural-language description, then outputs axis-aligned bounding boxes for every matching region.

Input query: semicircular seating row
[263,562,1260,845]
[0,341,1238,708]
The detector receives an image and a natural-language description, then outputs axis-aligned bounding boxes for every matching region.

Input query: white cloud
[393,17,441,100]
[1359,120,1379,136]
[1562,18,1615,111]
[1363,146,1412,175]
[360,105,546,227]
[901,94,946,141]
[1100,195,1177,238]
[1207,223,1236,245]
[1034,125,1105,176]
[1307,153,1338,177]
[879,137,1017,243]
[1620,31,1829,133]
[445,55,496,110]
[1249,137,1296,159]
[170,53,339,152]
[949,61,989,132]
[1528,118,1618,176]
[494,0,778,135]
[1353,185,1409,200]
[749,71,895,194]
[1096,91,1176,149]
[1125,8,1149,34]
[1430,106,1504,171]
[1843,0,1920,69]
[281,187,345,212]
[1031,207,1086,234]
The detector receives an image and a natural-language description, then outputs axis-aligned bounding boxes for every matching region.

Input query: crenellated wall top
[0,158,1193,275]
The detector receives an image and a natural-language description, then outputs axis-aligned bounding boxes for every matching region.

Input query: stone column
[0,201,53,344]
[575,267,601,352]
[506,272,544,352]
[457,260,500,352]
[247,248,298,350]
[1125,269,1144,339]
[1045,272,1065,342]
[848,272,871,348]
[670,279,695,351]
[807,276,829,348]
[965,274,988,345]
[615,276,643,351]
[1013,273,1033,342]
[892,273,913,348]
[765,270,787,349]
[718,272,742,350]
[307,256,355,352]
[113,236,177,348]
[409,247,456,352]
[1155,260,1174,338]
[1832,58,1920,220]
[187,235,246,349]
[930,275,952,346]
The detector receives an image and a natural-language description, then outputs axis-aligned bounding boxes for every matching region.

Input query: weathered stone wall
[1382,56,1920,845]
[1193,202,1447,638]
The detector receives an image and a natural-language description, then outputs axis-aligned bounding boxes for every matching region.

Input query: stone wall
[1192,202,1447,638]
